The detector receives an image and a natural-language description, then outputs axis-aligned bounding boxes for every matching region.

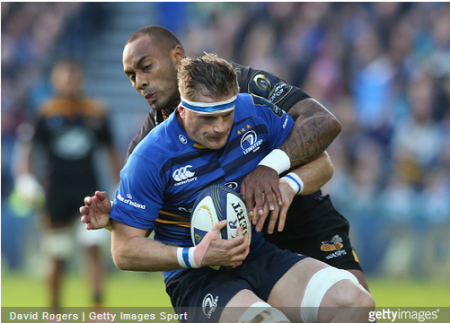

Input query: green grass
[367,276,450,307]
[2,271,449,308]
[2,269,172,307]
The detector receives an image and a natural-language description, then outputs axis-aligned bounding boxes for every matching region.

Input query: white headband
[180,94,237,114]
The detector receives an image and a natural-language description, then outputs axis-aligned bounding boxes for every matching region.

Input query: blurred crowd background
[2,2,450,277]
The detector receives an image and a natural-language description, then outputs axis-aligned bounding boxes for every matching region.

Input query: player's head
[51,60,84,98]
[177,53,240,150]
[123,25,185,112]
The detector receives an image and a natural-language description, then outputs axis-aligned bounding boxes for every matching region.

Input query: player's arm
[290,150,334,196]
[237,65,342,161]
[262,151,334,234]
[279,98,341,166]
[111,220,181,271]
[12,121,45,206]
[111,219,249,271]
[242,101,340,221]
[238,66,340,217]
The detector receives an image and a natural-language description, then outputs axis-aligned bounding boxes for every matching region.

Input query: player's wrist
[258,149,290,175]
[104,218,113,232]
[177,247,199,268]
[280,172,304,195]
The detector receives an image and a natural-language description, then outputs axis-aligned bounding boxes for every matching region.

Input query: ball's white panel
[226,193,251,242]
[190,185,252,270]
[191,196,217,245]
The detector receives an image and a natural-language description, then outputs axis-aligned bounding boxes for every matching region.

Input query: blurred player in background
[14,60,122,308]
[80,26,371,291]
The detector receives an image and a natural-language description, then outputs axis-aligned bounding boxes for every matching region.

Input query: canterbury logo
[172,165,195,181]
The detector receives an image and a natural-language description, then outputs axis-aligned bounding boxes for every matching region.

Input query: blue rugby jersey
[110,93,294,278]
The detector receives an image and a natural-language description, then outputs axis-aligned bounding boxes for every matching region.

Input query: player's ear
[178,106,186,119]
[169,45,185,66]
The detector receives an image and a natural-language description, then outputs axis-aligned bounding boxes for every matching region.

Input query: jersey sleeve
[126,112,156,162]
[234,63,311,113]
[249,94,295,151]
[110,152,164,229]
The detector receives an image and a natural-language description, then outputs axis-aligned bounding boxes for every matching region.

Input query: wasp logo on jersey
[172,165,197,186]
[321,234,347,260]
[240,130,263,155]
[320,234,344,252]
[202,293,219,319]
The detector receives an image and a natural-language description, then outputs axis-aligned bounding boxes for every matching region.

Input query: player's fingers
[254,193,269,232]
[230,238,249,262]
[240,181,246,200]
[243,185,256,219]
[277,203,289,232]
[277,197,291,232]
[213,220,228,232]
[266,208,279,234]
[231,239,247,256]
[255,211,268,232]
[254,189,266,218]
[236,225,244,236]
[84,196,92,207]
[79,206,89,216]
[241,234,250,257]
[251,205,260,227]
[243,231,249,246]
[96,191,108,201]
[272,184,283,206]
[263,189,276,213]
[228,226,245,246]
[232,248,249,263]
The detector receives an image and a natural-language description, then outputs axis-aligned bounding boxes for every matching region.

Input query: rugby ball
[190,184,252,270]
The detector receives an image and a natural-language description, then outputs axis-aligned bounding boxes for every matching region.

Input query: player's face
[123,35,182,112]
[52,63,83,97]
[179,94,235,150]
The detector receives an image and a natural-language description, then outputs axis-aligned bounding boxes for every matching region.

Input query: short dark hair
[125,25,184,51]
[178,53,240,101]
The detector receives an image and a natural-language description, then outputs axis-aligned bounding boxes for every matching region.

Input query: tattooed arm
[279,98,341,167]
[241,98,341,221]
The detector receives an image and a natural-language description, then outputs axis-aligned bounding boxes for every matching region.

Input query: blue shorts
[165,241,306,322]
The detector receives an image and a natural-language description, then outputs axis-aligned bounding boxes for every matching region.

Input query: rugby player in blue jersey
[80,26,370,292]
[107,53,374,323]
